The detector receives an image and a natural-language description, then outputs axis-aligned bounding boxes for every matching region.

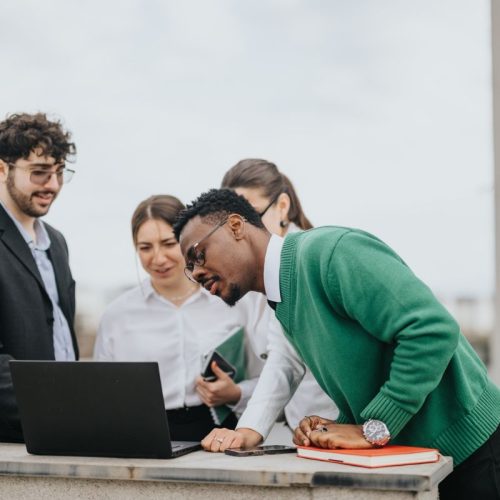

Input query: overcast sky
[0,0,492,300]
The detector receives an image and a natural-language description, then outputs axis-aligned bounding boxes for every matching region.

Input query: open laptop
[10,361,202,459]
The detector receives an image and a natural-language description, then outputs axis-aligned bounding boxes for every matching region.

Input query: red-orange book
[296,445,440,468]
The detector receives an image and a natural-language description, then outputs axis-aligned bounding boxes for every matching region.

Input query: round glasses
[183,217,230,283]
[8,163,75,185]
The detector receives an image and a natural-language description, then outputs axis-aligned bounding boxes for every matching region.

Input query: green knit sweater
[275,227,500,466]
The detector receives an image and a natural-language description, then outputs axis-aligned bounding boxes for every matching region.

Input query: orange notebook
[296,445,440,468]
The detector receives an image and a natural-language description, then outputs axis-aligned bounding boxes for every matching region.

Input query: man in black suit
[0,113,79,441]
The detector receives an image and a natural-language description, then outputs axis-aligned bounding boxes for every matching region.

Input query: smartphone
[225,445,296,457]
[224,448,265,457]
[201,350,236,381]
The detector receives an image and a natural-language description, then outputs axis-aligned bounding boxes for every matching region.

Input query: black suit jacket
[0,204,78,441]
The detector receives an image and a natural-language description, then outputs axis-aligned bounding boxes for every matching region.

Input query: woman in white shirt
[94,195,263,441]
[221,159,339,435]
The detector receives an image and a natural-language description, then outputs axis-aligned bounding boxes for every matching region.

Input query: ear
[0,160,8,183]
[226,214,246,240]
[277,192,291,221]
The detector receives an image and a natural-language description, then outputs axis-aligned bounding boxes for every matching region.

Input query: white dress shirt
[237,224,338,436]
[263,234,284,303]
[94,279,264,413]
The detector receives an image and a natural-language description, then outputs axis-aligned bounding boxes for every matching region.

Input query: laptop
[10,360,202,459]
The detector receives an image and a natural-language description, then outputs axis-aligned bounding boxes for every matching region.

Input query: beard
[6,173,57,217]
[222,282,243,307]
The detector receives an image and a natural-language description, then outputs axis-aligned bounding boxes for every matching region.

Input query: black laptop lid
[10,361,174,458]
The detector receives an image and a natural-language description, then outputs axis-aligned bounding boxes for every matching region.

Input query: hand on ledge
[201,427,263,452]
[293,415,336,447]
[294,415,373,449]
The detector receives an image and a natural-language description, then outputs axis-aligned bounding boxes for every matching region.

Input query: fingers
[201,428,244,452]
[298,415,316,436]
[308,429,333,448]
[211,361,230,380]
[196,372,241,407]
[307,424,372,449]
[196,376,210,390]
[196,379,227,407]
[196,376,226,407]
[296,415,326,446]
[201,428,218,450]
[293,426,310,446]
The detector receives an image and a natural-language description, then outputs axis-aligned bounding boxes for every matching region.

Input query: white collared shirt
[94,280,264,412]
[0,202,75,361]
[263,234,284,303]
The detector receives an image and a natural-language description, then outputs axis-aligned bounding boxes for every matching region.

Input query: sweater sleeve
[328,231,461,438]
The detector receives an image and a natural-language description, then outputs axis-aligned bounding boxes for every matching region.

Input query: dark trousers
[166,404,238,442]
[439,424,500,500]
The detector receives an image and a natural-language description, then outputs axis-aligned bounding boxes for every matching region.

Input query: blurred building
[74,283,134,359]
[440,296,493,365]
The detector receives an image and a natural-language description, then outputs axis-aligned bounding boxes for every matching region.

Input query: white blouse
[94,279,264,412]
[241,291,339,431]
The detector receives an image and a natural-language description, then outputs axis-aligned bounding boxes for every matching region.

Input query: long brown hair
[221,159,313,229]
[131,195,185,244]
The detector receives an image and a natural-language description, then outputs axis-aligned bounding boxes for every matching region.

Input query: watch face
[365,420,390,443]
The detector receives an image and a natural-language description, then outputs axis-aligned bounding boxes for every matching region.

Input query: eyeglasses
[7,163,75,185]
[184,218,229,283]
[259,193,280,218]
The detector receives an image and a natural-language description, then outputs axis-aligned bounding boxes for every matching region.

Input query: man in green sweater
[174,188,500,499]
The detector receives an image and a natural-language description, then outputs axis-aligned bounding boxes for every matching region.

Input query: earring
[279,220,288,228]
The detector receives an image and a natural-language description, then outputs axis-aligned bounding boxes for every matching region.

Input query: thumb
[211,361,230,380]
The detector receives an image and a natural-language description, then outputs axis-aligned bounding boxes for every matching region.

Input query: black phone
[201,350,236,381]
[224,445,296,457]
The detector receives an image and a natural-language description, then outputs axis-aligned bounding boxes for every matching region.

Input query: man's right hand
[293,415,336,447]
[201,427,263,452]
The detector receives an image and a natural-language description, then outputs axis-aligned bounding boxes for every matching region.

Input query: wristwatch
[362,419,391,447]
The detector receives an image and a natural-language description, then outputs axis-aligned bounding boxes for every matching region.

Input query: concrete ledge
[0,443,452,492]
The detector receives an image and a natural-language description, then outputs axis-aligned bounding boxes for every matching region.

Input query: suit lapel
[46,233,67,313]
[0,205,45,290]
[45,226,79,359]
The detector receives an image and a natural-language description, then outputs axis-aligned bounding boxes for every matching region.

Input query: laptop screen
[10,361,197,458]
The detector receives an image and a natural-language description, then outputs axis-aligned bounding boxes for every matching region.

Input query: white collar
[0,200,50,250]
[263,233,284,303]
[141,278,204,306]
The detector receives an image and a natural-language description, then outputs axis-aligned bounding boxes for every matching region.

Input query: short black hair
[173,188,264,241]
[0,112,76,164]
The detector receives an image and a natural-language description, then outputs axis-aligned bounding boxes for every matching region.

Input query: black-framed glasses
[7,163,75,185]
[259,193,280,218]
[184,217,229,283]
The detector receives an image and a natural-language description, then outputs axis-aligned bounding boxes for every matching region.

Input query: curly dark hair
[173,188,265,241]
[0,112,76,164]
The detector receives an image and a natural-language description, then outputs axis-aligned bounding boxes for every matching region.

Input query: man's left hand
[308,424,374,449]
